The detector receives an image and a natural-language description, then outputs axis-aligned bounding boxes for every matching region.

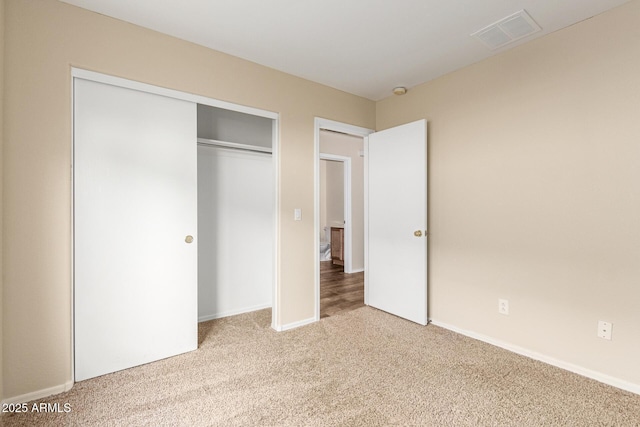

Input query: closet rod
[197,138,272,154]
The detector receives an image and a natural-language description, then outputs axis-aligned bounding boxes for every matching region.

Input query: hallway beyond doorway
[320,261,364,318]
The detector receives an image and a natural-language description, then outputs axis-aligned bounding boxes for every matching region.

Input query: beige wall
[324,160,344,228]
[2,0,374,400]
[377,0,640,386]
[320,131,365,271]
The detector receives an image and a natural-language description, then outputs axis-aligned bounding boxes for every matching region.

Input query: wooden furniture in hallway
[330,227,344,266]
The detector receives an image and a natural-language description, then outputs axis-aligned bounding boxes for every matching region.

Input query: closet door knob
[185,235,194,244]
[413,230,422,237]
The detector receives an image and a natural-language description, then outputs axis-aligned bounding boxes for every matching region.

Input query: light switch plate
[294,208,302,221]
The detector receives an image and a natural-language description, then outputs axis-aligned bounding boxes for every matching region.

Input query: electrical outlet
[597,320,612,340]
[498,299,509,315]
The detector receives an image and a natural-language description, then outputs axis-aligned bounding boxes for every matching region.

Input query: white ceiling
[60,0,630,101]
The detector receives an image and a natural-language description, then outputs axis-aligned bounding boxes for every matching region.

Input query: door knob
[185,235,194,244]
[414,230,422,237]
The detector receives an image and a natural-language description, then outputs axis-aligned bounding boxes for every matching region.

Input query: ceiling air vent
[471,10,541,50]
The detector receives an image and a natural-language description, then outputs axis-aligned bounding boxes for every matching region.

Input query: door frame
[71,68,281,383]
[313,118,373,321]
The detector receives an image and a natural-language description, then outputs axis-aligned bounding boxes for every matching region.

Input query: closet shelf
[197,138,272,154]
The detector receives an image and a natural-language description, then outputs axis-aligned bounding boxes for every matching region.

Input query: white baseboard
[272,316,317,332]
[430,319,640,396]
[198,303,272,323]
[2,380,74,405]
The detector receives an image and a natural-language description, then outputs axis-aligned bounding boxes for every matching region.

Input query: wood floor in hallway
[320,261,365,318]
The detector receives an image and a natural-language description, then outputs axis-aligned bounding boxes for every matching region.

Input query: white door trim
[71,67,282,381]
[314,118,373,321]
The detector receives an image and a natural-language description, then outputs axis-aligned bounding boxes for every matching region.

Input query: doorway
[319,154,360,318]
[314,119,373,320]
[319,155,347,268]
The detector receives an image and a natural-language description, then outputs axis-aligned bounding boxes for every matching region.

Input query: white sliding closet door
[74,78,198,381]
[197,145,273,320]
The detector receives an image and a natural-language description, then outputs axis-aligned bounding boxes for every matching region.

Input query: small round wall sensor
[393,87,407,95]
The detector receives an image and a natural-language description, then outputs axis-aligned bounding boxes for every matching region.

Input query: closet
[74,70,276,381]
[196,105,274,321]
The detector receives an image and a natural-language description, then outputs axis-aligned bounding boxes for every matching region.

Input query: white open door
[74,78,198,381]
[366,119,427,325]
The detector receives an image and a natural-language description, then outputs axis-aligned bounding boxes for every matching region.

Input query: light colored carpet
[3,307,640,426]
